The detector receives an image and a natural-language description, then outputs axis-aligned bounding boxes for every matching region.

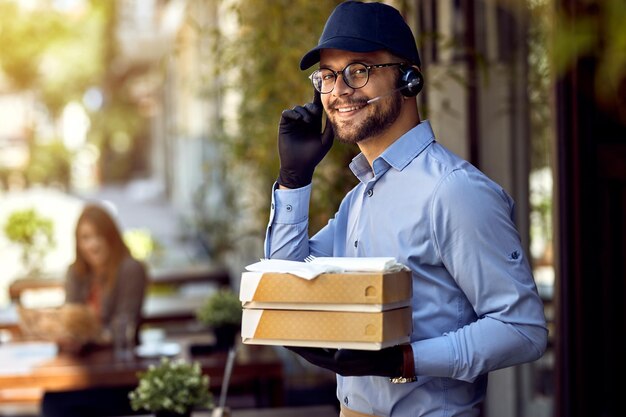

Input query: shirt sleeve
[264,182,313,260]
[412,168,548,382]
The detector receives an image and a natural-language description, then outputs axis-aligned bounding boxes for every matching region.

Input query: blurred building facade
[114,0,254,269]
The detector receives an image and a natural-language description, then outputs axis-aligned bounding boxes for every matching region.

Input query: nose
[84,236,102,252]
[332,73,353,97]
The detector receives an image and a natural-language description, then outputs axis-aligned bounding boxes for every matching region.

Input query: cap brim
[299,37,387,70]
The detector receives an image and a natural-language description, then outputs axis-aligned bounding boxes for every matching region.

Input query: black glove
[286,345,410,378]
[277,91,334,189]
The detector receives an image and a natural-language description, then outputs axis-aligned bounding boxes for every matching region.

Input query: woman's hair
[71,203,130,291]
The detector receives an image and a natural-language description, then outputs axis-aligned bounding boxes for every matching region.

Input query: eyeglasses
[309,62,407,94]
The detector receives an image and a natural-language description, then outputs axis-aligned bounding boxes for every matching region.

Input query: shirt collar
[349,120,436,182]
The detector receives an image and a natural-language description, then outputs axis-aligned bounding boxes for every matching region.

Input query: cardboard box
[239,270,412,312]
[241,307,412,350]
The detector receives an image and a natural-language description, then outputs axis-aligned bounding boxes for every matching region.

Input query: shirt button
[271,203,275,210]
[354,240,358,248]
[285,204,292,212]
[367,189,373,197]
[344,396,349,405]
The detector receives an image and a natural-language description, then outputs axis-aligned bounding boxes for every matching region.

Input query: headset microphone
[366,83,416,104]
[366,67,424,104]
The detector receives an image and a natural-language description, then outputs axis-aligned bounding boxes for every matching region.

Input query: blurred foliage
[0,0,147,184]
[90,102,148,182]
[0,2,69,91]
[222,0,359,233]
[24,141,72,188]
[85,1,148,182]
[123,228,164,263]
[0,1,105,117]
[189,155,241,264]
[527,0,554,266]
[196,288,242,327]
[527,0,553,172]
[550,0,626,121]
[3,208,55,276]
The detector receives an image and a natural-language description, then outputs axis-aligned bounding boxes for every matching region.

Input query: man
[266,2,548,416]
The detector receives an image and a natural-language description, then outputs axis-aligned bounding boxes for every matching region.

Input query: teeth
[337,106,362,113]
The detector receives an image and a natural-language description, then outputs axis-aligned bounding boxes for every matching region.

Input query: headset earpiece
[398,66,424,97]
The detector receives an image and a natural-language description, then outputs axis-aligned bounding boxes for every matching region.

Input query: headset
[398,65,424,97]
[366,65,425,104]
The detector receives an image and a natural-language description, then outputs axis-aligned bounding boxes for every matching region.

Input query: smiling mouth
[333,99,370,113]
[337,105,364,113]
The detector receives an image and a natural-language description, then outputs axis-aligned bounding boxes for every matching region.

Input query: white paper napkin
[244,259,342,280]
[307,256,407,272]
[245,257,408,280]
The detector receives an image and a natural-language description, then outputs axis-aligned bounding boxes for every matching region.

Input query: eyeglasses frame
[309,62,408,94]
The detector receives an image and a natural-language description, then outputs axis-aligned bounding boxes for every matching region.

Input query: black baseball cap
[300,1,421,70]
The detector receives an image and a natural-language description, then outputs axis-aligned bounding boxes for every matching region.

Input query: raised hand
[277,91,334,189]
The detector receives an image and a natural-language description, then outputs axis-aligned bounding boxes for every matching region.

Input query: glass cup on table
[112,315,136,360]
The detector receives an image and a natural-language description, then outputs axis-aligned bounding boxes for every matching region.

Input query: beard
[328,91,403,144]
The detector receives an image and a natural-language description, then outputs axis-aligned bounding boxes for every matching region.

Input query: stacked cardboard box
[239,269,413,350]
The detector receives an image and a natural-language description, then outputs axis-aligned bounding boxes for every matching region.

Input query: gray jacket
[64,256,147,332]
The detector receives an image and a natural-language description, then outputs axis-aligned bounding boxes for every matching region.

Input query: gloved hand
[286,345,411,378]
[277,91,334,189]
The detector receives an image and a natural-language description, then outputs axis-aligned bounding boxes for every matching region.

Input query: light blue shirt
[265,121,548,416]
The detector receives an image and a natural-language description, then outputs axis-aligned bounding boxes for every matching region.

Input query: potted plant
[196,289,242,350]
[3,208,55,277]
[128,357,213,417]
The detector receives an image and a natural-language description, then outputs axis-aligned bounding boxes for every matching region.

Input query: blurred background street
[1,1,625,417]
[0,1,557,416]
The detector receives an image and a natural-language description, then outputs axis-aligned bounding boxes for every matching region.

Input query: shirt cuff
[412,335,454,377]
[272,182,312,224]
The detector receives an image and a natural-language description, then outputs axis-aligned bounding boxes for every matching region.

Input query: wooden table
[3,264,231,329]
[0,337,284,407]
